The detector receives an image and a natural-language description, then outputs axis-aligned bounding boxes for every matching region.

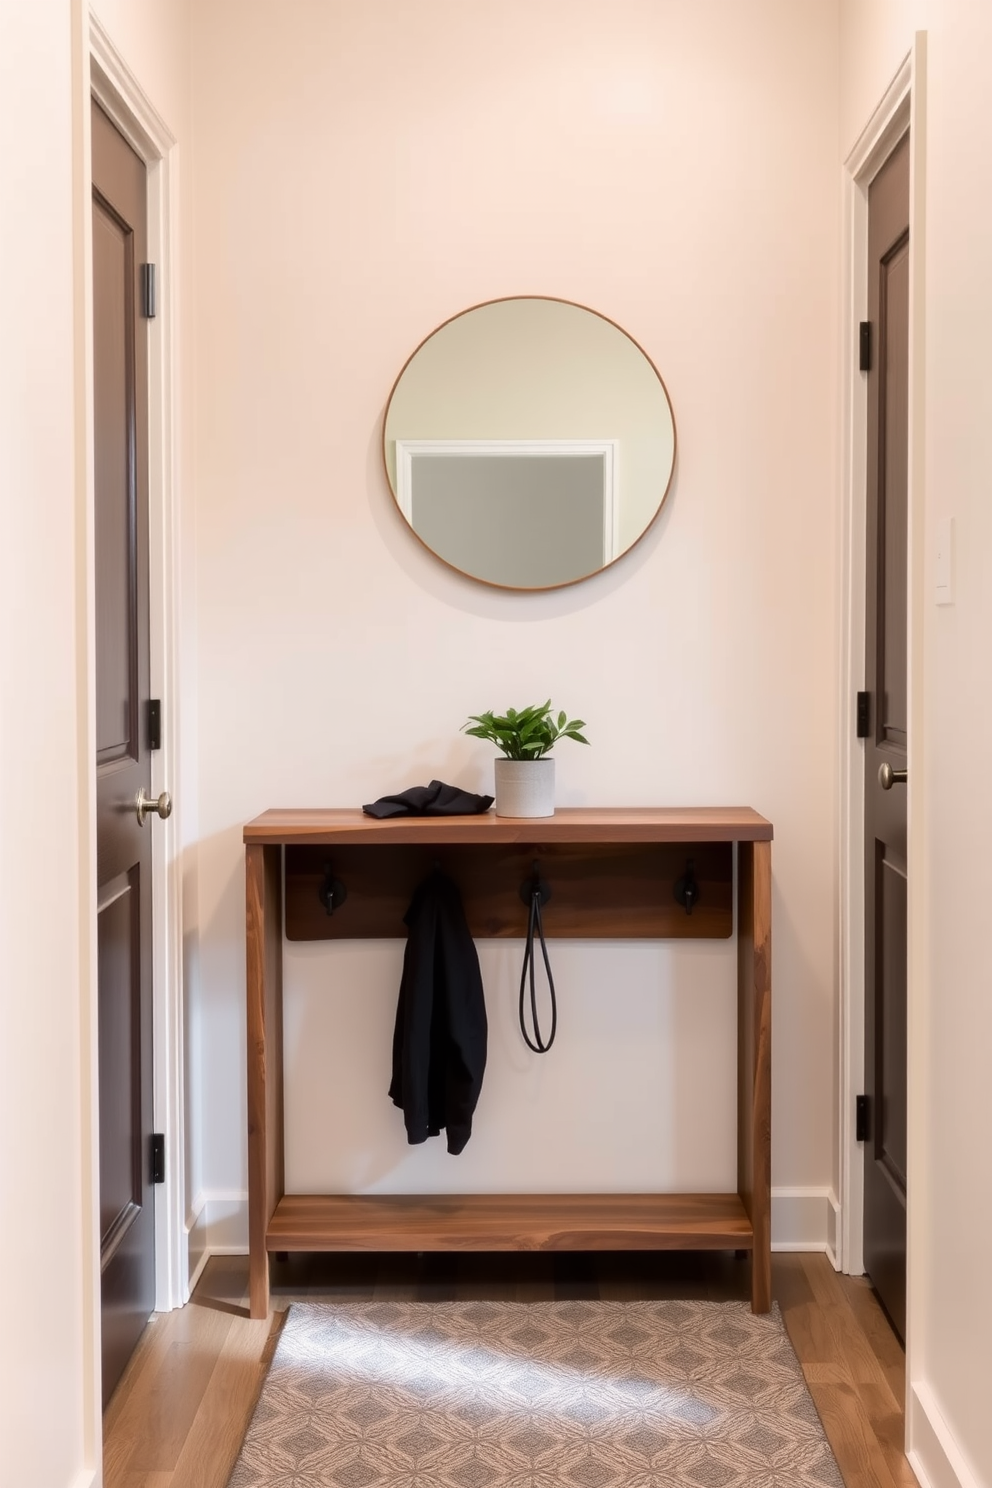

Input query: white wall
[0,2,192,1483]
[0,10,96,1484]
[189,0,841,1241]
[839,5,992,1486]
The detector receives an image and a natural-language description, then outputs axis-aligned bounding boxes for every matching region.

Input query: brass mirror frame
[382,295,678,592]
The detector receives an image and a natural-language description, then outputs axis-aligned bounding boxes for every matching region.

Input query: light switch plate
[935,517,954,605]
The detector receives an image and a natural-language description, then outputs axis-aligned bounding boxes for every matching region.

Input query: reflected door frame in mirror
[382,296,677,592]
[395,438,620,564]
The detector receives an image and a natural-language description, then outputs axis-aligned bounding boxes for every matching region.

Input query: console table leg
[246,842,284,1319]
[738,839,771,1312]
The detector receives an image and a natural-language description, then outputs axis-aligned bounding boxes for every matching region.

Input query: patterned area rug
[227,1298,843,1487]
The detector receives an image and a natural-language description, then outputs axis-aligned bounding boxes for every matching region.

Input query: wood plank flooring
[102,1250,917,1488]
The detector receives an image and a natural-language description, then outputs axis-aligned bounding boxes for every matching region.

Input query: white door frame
[838,36,927,1290]
[89,12,187,1311]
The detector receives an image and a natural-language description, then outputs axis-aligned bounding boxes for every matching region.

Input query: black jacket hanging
[388,870,487,1154]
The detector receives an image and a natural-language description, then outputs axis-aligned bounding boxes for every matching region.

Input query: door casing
[89,13,186,1315]
[839,32,928,1378]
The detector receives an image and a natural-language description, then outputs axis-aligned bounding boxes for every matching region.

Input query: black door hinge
[151,1133,165,1184]
[859,321,871,372]
[855,1095,870,1142]
[148,698,161,751]
[856,691,870,739]
[141,263,157,319]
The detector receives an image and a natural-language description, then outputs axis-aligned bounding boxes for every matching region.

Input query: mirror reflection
[383,298,676,590]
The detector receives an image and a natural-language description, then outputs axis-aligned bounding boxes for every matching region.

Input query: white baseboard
[69,1472,99,1488]
[825,1188,840,1268]
[186,1185,842,1287]
[199,1190,248,1248]
[187,1239,212,1294]
[186,1189,249,1289]
[908,1381,984,1488]
[185,1188,208,1297]
[771,1187,840,1255]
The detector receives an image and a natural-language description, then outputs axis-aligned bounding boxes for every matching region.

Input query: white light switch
[935,517,954,605]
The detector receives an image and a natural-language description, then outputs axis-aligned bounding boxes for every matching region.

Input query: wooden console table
[244,807,772,1318]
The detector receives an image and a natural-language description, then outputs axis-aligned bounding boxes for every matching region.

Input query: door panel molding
[875,848,908,1198]
[97,870,143,1261]
[839,27,928,1361]
[90,11,187,1315]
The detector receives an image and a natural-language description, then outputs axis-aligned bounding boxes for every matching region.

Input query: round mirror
[383,297,676,591]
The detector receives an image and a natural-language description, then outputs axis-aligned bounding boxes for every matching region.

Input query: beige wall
[189,0,841,1237]
[840,5,992,1484]
[839,0,926,153]
[91,0,192,136]
[21,6,992,1484]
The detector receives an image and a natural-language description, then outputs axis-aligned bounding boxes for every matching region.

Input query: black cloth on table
[363,779,493,818]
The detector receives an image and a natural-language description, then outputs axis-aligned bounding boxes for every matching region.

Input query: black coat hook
[674,859,699,917]
[519,860,552,908]
[318,865,348,917]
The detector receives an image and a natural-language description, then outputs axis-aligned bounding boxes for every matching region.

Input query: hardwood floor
[103,1250,917,1488]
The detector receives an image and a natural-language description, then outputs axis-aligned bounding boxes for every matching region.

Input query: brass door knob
[136,788,172,824]
[878,763,907,790]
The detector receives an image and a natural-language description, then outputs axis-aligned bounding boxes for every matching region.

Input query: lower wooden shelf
[265,1192,754,1254]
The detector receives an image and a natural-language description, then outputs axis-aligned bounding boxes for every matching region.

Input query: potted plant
[462,700,589,817]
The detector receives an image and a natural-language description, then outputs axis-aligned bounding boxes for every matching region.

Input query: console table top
[244,806,773,845]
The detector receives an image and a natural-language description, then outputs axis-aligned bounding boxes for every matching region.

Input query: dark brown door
[863,132,910,1342]
[92,100,155,1405]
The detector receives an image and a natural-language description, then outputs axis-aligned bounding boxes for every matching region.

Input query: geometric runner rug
[227,1298,844,1488]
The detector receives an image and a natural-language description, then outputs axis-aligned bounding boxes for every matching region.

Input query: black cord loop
[519,885,557,1053]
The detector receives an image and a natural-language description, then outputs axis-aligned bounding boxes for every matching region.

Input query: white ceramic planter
[494,757,555,818]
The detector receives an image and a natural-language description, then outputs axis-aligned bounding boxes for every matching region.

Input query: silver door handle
[136,788,172,824]
[878,763,907,790]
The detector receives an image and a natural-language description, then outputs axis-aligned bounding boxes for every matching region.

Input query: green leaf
[462,700,590,757]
